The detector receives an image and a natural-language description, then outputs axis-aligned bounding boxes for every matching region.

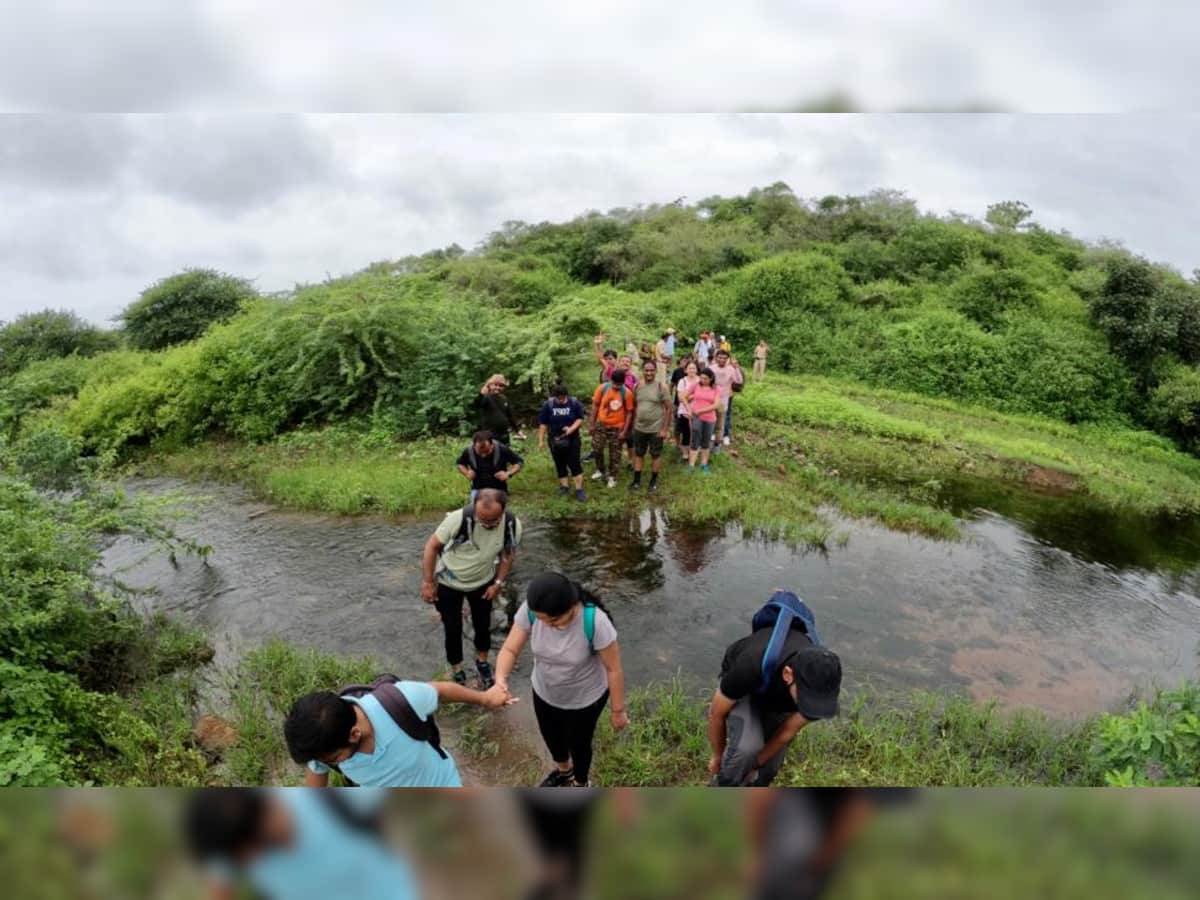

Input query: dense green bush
[1094,683,1200,785]
[0,350,147,436]
[1147,364,1200,451]
[0,475,211,785]
[65,276,599,455]
[119,268,255,351]
[0,309,120,378]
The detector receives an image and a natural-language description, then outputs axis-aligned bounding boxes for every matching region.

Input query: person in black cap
[706,623,842,787]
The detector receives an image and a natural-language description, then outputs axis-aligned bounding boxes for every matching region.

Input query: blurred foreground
[2,788,1199,900]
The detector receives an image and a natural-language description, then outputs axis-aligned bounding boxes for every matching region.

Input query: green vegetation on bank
[216,640,1200,787]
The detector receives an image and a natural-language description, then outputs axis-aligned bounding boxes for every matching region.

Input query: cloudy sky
[1,1,1195,113]
[2,114,1199,325]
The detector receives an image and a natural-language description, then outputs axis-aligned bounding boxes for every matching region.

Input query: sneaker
[591,471,604,481]
[475,659,495,689]
[452,669,468,687]
[606,477,617,489]
[571,779,593,787]
[723,436,731,446]
[558,485,570,496]
[629,480,641,492]
[575,489,586,502]
[539,768,575,787]
[581,451,595,463]
[648,481,658,493]
[686,466,695,475]
[700,464,711,474]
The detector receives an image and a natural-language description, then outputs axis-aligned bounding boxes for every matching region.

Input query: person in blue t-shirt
[284,678,513,788]
[185,788,419,900]
[538,382,587,502]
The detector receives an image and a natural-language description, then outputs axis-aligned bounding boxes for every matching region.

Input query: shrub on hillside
[119,268,255,351]
[1147,364,1200,452]
[0,351,147,437]
[949,267,1040,331]
[733,252,853,329]
[0,309,120,378]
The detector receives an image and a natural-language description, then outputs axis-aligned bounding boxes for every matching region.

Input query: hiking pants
[592,425,624,479]
[675,412,691,450]
[435,582,493,666]
[715,697,790,786]
[532,689,609,785]
[550,432,583,478]
[753,358,767,379]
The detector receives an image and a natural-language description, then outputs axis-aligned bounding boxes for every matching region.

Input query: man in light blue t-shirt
[284,678,513,787]
[186,788,418,900]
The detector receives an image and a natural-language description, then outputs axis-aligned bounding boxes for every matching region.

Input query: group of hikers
[280,328,841,791]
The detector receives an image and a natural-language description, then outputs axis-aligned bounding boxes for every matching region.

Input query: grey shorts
[690,419,716,451]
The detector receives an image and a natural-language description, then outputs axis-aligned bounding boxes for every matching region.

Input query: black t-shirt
[474,393,517,435]
[456,443,524,491]
[719,627,814,717]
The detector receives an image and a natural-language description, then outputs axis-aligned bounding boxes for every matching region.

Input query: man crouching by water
[707,599,842,787]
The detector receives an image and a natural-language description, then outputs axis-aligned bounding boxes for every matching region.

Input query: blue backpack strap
[757,591,821,694]
[584,603,596,652]
[759,604,795,694]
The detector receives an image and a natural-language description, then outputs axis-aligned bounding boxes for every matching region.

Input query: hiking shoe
[700,464,712,474]
[648,481,659,494]
[722,436,731,446]
[558,485,570,496]
[539,768,575,787]
[575,489,587,502]
[452,669,468,687]
[591,470,604,481]
[629,480,641,492]
[475,660,495,689]
[606,477,617,489]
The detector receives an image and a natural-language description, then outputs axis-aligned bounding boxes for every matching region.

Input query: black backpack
[465,441,504,470]
[332,675,447,785]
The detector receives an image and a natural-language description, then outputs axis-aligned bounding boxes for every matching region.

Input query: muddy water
[100,479,1200,719]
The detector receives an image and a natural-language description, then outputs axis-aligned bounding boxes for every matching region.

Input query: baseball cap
[787,647,842,720]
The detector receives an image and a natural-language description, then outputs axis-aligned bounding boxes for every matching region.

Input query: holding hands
[482,683,518,709]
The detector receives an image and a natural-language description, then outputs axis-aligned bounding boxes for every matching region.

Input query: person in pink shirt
[711,349,744,449]
[681,368,722,473]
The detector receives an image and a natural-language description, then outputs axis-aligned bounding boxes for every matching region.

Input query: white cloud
[1,2,1196,111]
[2,113,1198,327]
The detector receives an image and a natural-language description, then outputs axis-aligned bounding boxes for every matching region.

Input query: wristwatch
[493,579,506,589]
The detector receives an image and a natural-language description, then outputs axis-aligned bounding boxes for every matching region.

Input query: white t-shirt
[516,601,617,709]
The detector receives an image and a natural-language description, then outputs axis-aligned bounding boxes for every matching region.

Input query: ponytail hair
[526,571,614,624]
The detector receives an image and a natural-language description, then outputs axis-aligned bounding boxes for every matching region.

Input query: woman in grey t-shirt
[495,571,628,787]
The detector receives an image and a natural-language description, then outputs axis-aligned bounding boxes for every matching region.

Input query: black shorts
[632,430,664,458]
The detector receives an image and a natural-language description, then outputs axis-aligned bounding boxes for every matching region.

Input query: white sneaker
[722,436,730,446]
[606,477,617,489]
[591,471,604,481]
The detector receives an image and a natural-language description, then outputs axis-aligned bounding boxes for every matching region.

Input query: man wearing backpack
[588,368,635,489]
[707,590,842,786]
[185,788,420,899]
[421,488,522,689]
[284,674,513,788]
[456,429,524,499]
